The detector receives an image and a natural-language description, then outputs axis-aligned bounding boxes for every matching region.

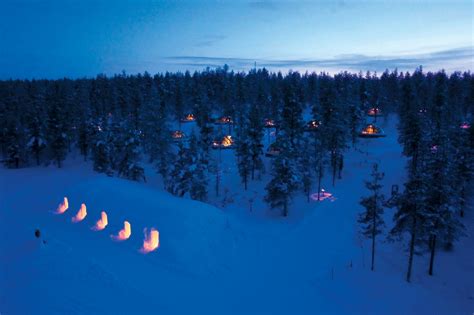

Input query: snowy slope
[0,114,472,314]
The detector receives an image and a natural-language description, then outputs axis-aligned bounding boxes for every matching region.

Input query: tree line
[0,67,473,225]
[358,68,473,282]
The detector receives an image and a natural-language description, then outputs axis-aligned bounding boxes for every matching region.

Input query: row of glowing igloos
[54,197,158,254]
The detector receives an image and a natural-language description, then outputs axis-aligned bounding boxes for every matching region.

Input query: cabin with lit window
[181,114,196,122]
[264,118,278,128]
[359,124,386,138]
[212,135,234,149]
[171,130,186,142]
[367,107,382,117]
[214,116,233,125]
[304,120,321,132]
[265,142,282,157]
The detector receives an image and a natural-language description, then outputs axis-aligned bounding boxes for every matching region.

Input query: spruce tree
[359,163,385,271]
[3,121,25,168]
[390,169,429,282]
[248,102,264,179]
[319,75,347,186]
[310,98,327,200]
[140,83,173,183]
[299,136,313,202]
[167,142,192,197]
[265,150,299,216]
[92,119,113,176]
[189,134,208,201]
[46,85,68,168]
[26,93,47,165]
[236,129,252,190]
[452,124,473,217]
[422,72,464,273]
[117,123,145,182]
[265,80,302,216]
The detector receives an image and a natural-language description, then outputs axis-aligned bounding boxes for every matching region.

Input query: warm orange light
[221,135,233,147]
[92,211,108,231]
[172,130,185,139]
[184,114,195,121]
[55,197,69,214]
[140,228,159,254]
[111,221,131,241]
[72,203,87,223]
[362,125,376,134]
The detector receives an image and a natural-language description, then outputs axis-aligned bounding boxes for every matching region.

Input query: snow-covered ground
[1,114,472,314]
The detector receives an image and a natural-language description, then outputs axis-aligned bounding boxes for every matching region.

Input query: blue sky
[0,0,472,79]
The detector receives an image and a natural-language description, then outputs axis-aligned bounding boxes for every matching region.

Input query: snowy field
[1,114,472,314]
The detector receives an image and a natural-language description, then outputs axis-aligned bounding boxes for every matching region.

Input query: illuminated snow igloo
[72,203,87,222]
[181,113,196,122]
[55,197,69,214]
[212,135,234,149]
[112,221,131,241]
[92,211,108,231]
[359,124,386,138]
[171,130,186,142]
[140,228,159,254]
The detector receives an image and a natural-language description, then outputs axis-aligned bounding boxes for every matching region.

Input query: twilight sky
[0,0,472,79]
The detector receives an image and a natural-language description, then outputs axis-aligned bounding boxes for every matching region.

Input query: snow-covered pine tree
[116,122,145,182]
[140,82,173,183]
[72,80,93,161]
[264,149,299,217]
[27,116,46,166]
[167,142,192,197]
[359,163,385,271]
[299,136,313,202]
[92,118,113,176]
[193,81,214,165]
[265,79,302,216]
[236,120,252,190]
[422,72,465,274]
[76,112,94,161]
[397,75,427,172]
[452,121,473,218]
[389,167,430,282]
[24,86,47,166]
[310,97,327,201]
[188,133,208,201]
[248,101,265,180]
[280,74,304,153]
[319,75,348,186]
[3,120,26,168]
[174,80,184,128]
[46,84,68,168]
[423,140,464,273]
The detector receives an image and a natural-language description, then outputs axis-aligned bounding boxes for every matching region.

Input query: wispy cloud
[194,35,227,48]
[166,46,473,73]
